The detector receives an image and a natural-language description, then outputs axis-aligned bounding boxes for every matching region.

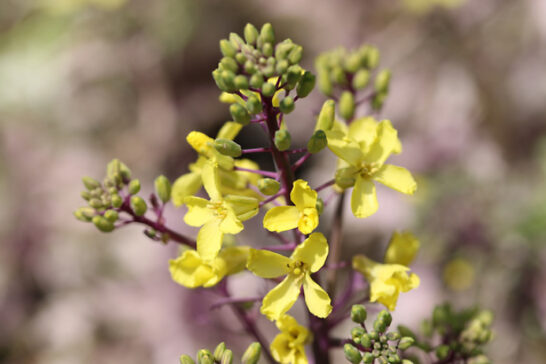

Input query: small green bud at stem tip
[258,178,281,195]
[274,129,291,151]
[220,39,237,58]
[242,342,261,364]
[261,82,276,97]
[246,95,263,114]
[197,349,214,364]
[179,355,195,364]
[244,23,259,45]
[351,304,368,324]
[221,349,233,364]
[213,342,226,362]
[339,91,356,121]
[92,216,114,232]
[214,138,242,157]
[279,96,295,114]
[398,337,415,350]
[128,179,141,195]
[296,71,316,98]
[154,175,172,203]
[104,210,119,222]
[307,130,327,153]
[315,99,335,131]
[343,343,362,364]
[375,69,391,93]
[229,103,251,125]
[82,177,101,190]
[260,23,275,44]
[130,196,147,216]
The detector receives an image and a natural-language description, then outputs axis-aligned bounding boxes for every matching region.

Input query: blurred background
[1,0,546,363]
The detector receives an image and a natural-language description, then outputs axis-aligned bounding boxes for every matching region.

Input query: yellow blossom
[169,246,249,288]
[247,233,332,321]
[325,117,416,218]
[353,254,419,311]
[271,315,311,364]
[183,163,258,260]
[263,180,319,235]
[384,231,420,266]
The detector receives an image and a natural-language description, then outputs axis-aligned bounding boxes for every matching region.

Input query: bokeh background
[1,0,546,363]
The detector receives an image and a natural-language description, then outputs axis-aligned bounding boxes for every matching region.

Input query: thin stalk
[234,166,278,179]
[326,192,346,297]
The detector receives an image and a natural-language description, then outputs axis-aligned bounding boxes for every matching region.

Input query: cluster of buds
[344,305,415,364]
[179,342,261,364]
[315,45,391,118]
[74,159,172,239]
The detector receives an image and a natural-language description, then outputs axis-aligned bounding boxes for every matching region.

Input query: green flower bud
[107,187,118,195]
[234,75,249,90]
[375,70,391,93]
[279,96,295,114]
[378,310,392,326]
[212,69,229,92]
[274,129,291,151]
[244,23,259,45]
[276,59,289,74]
[111,194,123,208]
[246,95,262,114]
[220,57,239,73]
[372,350,381,358]
[89,198,103,209]
[249,73,264,89]
[261,82,276,97]
[468,355,491,364]
[288,45,303,64]
[220,39,237,58]
[128,179,141,195]
[387,332,400,341]
[258,178,280,195]
[343,343,362,364]
[380,335,388,344]
[229,32,245,49]
[351,327,366,340]
[262,65,275,78]
[235,53,247,64]
[397,325,416,340]
[197,349,214,364]
[244,60,257,74]
[339,91,355,120]
[378,356,388,364]
[130,196,147,216]
[361,334,372,349]
[374,319,387,333]
[214,138,242,157]
[213,342,226,362]
[104,210,119,222]
[81,190,91,201]
[363,352,374,364]
[92,215,115,233]
[318,71,333,96]
[286,65,302,89]
[345,52,363,73]
[332,66,347,85]
[364,46,380,69]
[260,23,275,44]
[398,337,415,350]
[82,177,101,190]
[221,349,233,364]
[154,175,172,203]
[315,99,335,131]
[74,207,95,222]
[387,354,401,364]
[351,304,368,324]
[242,342,261,364]
[262,42,273,57]
[401,360,414,364]
[476,310,494,326]
[353,69,370,90]
[435,345,450,360]
[230,103,251,125]
[275,40,294,60]
[432,305,450,327]
[221,70,237,92]
[179,355,195,364]
[296,71,316,98]
[316,197,324,215]
[335,167,357,189]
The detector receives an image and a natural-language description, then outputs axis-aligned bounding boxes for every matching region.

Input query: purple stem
[315,179,335,193]
[209,296,263,310]
[242,147,272,154]
[263,243,297,251]
[259,190,285,207]
[292,152,312,171]
[234,166,278,179]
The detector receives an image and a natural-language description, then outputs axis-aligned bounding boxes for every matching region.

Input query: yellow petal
[303,274,332,318]
[261,275,302,321]
[384,231,420,266]
[351,175,378,218]
[263,206,300,232]
[291,232,329,273]
[202,162,222,201]
[325,130,363,166]
[373,164,417,195]
[171,172,202,207]
[183,196,214,227]
[219,208,244,234]
[348,116,378,153]
[247,249,291,278]
[169,250,215,288]
[298,207,319,235]
[352,254,378,278]
[219,246,250,275]
[364,120,401,165]
[271,333,293,364]
[290,179,317,209]
[187,131,214,155]
[197,219,223,260]
[225,195,259,221]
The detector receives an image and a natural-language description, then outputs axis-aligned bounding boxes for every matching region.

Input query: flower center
[359,162,379,178]
[207,201,228,219]
[288,260,307,277]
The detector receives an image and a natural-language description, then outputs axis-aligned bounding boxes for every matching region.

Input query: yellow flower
[169,246,249,288]
[271,315,311,364]
[184,163,258,260]
[353,254,419,311]
[247,233,332,321]
[263,180,319,235]
[384,231,420,266]
[443,258,475,291]
[326,117,416,218]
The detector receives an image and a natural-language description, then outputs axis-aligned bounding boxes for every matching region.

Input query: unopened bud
[179,355,195,364]
[345,53,362,73]
[246,95,263,114]
[128,179,141,195]
[221,70,236,92]
[351,327,365,341]
[104,210,119,222]
[258,178,280,195]
[343,343,362,364]
[234,75,249,90]
[318,72,333,96]
[363,352,374,364]
[332,66,347,85]
[316,197,324,215]
[398,337,415,350]
[353,69,370,90]
[154,175,172,203]
[221,349,233,364]
[261,82,276,97]
[387,332,400,341]
[351,304,368,324]
[230,103,251,125]
[374,319,387,333]
[244,23,259,45]
[274,129,291,151]
[242,342,261,364]
[288,45,303,64]
[339,91,355,120]
[276,59,289,74]
[275,40,294,60]
[111,194,123,208]
[361,334,372,348]
[89,198,103,209]
[220,39,237,58]
[130,196,147,216]
[296,71,315,98]
[197,349,214,364]
[262,42,273,57]
[82,177,101,190]
[235,53,247,64]
[214,138,242,157]
[213,342,226,362]
[387,354,401,364]
[260,23,275,44]
[435,345,450,360]
[220,57,239,73]
[74,207,95,222]
[81,190,91,200]
[402,360,414,364]
[229,32,245,48]
[468,355,491,364]
[375,70,391,93]
[378,310,392,326]
[364,46,380,69]
[249,73,264,89]
[315,99,335,131]
[279,96,295,114]
[286,65,302,89]
[92,216,115,233]
[335,167,357,189]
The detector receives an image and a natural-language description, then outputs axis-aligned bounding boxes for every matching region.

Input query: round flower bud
[262,42,273,57]
[220,57,239,73]
[332,66,347,85]
[375,69,391,93]
[365,46,380,69]
[221,70,236,92]
[244,60,257,74]
[374,319,387,333]
[104,210,119,223]
[214,138,242,157]
[387,354,401,364]
[244,23,259,45]
[275,40,294,60]
[345,52,362,73]
[363,352,374,364]
[74,207,94,222]
[378,310,392,326]
[246,95,262,114]
[274,129,291,151]
[235,53,247,64]
[351,304,368,324]
[318,71,333,96]
[286,65,302,89]
[351,327,365,341]
[258,178,280,195]
[276,59,289,74]
[249,73,264,89]
[260,23,275,44]
[316,197,324,215]
[262,65,275,78]
[82,176,101,190]
[128,179,141,195]
[81,190,91,201]
[343,343,362,364]
[307,130,327,154]
[111,194,123,208]
[213,342,226,362]
[234,75,249,90]
[401,360,414,364]
[398,337,415,350]
[339,91,355,121]
[361,334,372,348]
[197,349,214,364]
[242,342,261,364]
[315,99,335,131]
[279,96,295,114]
[221,349,233,364]
[387,332,400,341]
[92,215,115,233]
[296,71,316,98]
[130,196,147,216]
[353,69,370,90]
[89,198,103,209]
[219,39,237,58]
[261,82,276,97]
[212,69,229,92]
[288,45,303,64]
[229,32,245,48]
[154,175,172,203]
[230,103,251,125]
[179,355,195,364]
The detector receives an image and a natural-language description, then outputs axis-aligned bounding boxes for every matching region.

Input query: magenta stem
[210,295,263,310]
[315,179,335,192]
[234,166,278,179]
[292,152,312,171]
[259,190,285,207]
[242,147,272,154]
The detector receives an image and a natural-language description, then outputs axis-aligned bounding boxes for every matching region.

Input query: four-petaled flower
[183,163,258,260]
[271,314,311,364]
[326,117,417,218]
[247,233,332,321]
[263,180,319,235]
[384,231,420,266]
